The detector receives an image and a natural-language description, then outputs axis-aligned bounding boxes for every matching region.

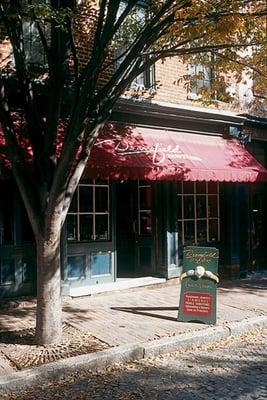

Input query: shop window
[22,258,34,283]
[138,181,152,235]
[21,205,34,243]
[0,259,15,285]
[67,180,110,242]
[0,185,14,246]
[177,182,220,245]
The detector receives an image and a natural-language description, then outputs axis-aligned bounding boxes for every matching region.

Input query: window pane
[67,255,85,279]
[196,196,206,218]
[23,21,47,64]
[196,182,206,194]
[177,182,182,194]
[178,220,183,245]
[69,191,77,213]
[132,72,145,87]
[197,220,207,243]
[184,221,195,244]
[177,197,182,220]
[184,196,195,219]
[79,186,93,212]
[208,182,218,194]
[95,215,109,240]
[22,258,34,283]
[183,182,194,193]
[95,186,108,212]
[21,205,34,243]
[80,214,93,241]
[1,194,14,245]
[208,196,218,217]
[139,211,152,235]
[139,186,151,210]
[91,253,110,276]
[209,219,219,242]
[66,215,77,241]
[0,260,15,285]
[178,221,184,264]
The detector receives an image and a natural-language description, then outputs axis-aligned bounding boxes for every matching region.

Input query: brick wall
[73,1,114,87]
[0,6,253,114]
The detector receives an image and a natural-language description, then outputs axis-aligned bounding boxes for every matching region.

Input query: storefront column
[238,184,250,278]
[220,184,241,279]
[158,182,181,279]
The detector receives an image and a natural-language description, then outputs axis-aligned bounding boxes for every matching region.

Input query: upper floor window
[114,0,154,89]
[188,64,211,99]
[67,180,110,242]
[114,48,155,89]
[252,70,267,99]
[22,21,49,66]
[188,63,228,102]
[0,183,14,246]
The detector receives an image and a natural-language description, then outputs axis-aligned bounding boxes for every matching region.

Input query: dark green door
[116,181,155,277]
[135,181,155,275]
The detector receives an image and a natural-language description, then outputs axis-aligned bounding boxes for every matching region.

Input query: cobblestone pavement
[3,328,267,400]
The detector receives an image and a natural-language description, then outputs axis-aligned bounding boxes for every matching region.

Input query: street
[3,328,266,400]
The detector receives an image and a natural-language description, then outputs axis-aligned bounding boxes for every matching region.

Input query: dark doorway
[249,185,267,271]
[116,181,136,277]
[116,180,156,278]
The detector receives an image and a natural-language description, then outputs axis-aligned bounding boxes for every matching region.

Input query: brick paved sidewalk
[0,274,266,376]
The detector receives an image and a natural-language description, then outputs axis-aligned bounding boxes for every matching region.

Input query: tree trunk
[35,234,62,345]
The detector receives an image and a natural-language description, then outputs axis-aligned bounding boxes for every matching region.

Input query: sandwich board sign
[178,246,219,325]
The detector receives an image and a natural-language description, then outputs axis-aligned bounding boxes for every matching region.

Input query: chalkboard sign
[178,246,219,325]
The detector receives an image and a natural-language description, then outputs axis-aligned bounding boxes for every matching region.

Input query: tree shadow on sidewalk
[110,306,179,322]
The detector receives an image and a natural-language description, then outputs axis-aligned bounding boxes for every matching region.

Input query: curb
[0,315,266,394]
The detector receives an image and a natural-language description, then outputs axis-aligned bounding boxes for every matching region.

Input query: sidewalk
[0,274,266,391]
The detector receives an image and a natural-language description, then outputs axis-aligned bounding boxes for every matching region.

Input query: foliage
[0,0,266,344]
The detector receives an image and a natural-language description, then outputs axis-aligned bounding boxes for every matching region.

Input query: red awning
[85,124,267,182]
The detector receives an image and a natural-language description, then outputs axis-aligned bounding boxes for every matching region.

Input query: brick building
[0,2,267,298]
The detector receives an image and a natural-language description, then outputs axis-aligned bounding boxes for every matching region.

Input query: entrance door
[249,184,267,271]
[116,181,155,277]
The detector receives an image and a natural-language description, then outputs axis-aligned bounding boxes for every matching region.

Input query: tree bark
[35,234,62,345]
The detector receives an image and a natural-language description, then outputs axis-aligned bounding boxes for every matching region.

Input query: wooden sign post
[178,246,219,325]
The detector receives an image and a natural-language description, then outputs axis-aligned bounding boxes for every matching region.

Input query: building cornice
[114,97,245,127]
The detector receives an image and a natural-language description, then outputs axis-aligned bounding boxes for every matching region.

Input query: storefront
[1,101,267,298]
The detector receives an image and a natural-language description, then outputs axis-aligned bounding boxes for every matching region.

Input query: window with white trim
[114,1,155,89]
[67,180,110,242]
[188,64,211,99]
[177,181,220,245]
[188,63,228,102]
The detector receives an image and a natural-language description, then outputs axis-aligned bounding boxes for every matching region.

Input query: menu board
[178,246,219,325]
